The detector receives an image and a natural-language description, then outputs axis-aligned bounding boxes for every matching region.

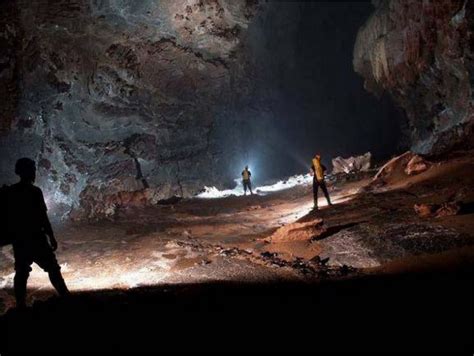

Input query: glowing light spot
[197,174,313,199]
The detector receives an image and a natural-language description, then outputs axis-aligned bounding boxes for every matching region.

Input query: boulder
[414,203,437,218]
[372,151,415,183]
[332,152,372,174]
[435,202,461,218]
[414,202,461,218]
[405,155,430,176]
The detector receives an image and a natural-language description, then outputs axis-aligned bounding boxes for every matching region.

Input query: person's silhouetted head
[245,165,249,170]
[15,158,36,183]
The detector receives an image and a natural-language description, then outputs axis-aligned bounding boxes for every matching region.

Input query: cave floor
[1,151,473,350]
[1,151,474,315]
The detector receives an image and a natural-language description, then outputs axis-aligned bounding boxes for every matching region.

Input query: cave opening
[0,0,473,352]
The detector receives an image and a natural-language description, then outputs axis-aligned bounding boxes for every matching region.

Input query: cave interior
[0,0,473,352]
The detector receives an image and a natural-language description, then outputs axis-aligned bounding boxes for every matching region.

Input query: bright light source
[197,173,312,199]
[198,179,244,198]
[256,174,312,193]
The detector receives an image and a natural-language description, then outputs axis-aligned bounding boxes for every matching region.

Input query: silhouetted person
[241,166,253,195]
[311,154,332,210]
[7,158,69,308]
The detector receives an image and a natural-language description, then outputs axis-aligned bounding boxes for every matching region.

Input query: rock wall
[0,0,260,218]
[0,0,414,219]
[354,0,474,155]
[0,0,21,133]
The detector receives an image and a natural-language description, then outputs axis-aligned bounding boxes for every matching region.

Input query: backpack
[0,185,12,246]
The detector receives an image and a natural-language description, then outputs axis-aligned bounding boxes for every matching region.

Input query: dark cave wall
[354,0,474,155]
[239,1,405,177]
[0,0,260,218]
[4,0,467,218]
[0,0,21,134]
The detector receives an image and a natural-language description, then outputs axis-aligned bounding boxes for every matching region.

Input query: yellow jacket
[312,157,324,181]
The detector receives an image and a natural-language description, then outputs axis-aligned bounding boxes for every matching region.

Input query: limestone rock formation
[0,0,260,218]
[372,151,415,184]
[332,152,372,174]
[354,0,474,155]
[405,154,430,176]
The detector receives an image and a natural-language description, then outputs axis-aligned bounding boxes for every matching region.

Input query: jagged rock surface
[354,0,474,155]
[0,0,259,218]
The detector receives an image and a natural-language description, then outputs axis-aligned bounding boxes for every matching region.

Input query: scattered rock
[405,155,430,176]
[246,205,261,211]
[435,202,461,218]
[219,248,240,257]
[332,152,371,174]
[309,255,330,266]
[373,151,414,183]
[414,203,436,218]
[341,265,350,275]
[260,251,278,259]
[414,202,461,218]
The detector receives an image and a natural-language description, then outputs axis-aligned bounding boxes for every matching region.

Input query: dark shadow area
[1,266,472,352]
[312,222,362,241]
[157,195,183,206]
[460,202,474,215]
[238,1,405,182]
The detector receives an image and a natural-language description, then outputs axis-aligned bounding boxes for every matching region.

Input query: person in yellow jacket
[241,165,253,195]
[311,154,332,210]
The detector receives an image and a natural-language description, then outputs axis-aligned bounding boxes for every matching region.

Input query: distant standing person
[242,165,253,196]
[7,158,70,308]
[311,154,332,210]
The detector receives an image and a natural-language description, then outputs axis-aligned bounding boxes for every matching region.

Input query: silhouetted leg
[13,270,29,308]
[313,180,319,209]
[35,241,70,296]
[13,245,32,308]
[243,181,247,195]
[249,181,253,195]
[320,180,332,205]
[48,269,70,296]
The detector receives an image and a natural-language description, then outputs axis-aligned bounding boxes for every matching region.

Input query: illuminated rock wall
[354,0,474,154]
[0,0,259,218]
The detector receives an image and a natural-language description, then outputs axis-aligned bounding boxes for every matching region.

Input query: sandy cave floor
[0,151,474,314]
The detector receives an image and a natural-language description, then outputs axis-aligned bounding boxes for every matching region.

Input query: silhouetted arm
[38,189,58,251]
[41,210,54,238]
